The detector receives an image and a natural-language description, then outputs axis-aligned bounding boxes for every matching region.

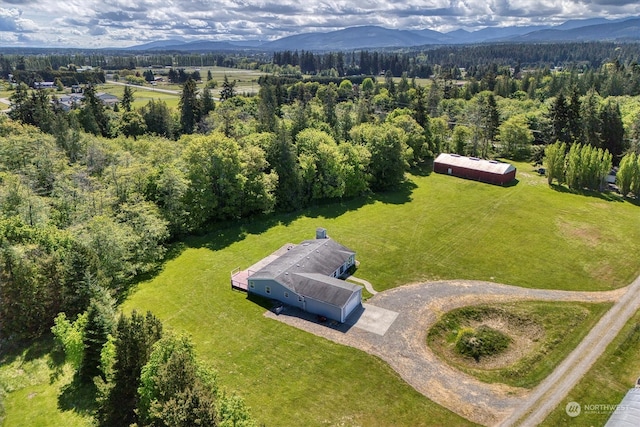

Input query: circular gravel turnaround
[265,279,630,426]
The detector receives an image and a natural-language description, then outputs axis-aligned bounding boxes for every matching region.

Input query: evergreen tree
[270,125,302,211]
[219,75,236,101]
[179,77,200,135]
[142,99,174,139]
[79,84,110,137]
[98,310,163,427]
[322,83,338,128]
[121,85,134,112]
[550,92,571,143]
[567,86,582,142]
[79,287,115,382]
[411,85,428,129]
[257,83,278,133]
[580,89,602,148]
[138,334,220,427]
[599,99,625,162]
[8,83,33,124]
[200,86,215,118]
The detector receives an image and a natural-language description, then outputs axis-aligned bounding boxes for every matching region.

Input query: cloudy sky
[0,0,638,48]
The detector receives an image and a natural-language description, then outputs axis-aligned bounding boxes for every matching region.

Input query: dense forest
[2,43,640,424]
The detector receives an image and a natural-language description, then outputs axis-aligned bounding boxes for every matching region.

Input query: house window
[249,281,255,289]
[265,286,271,294]
[284,292,289,298]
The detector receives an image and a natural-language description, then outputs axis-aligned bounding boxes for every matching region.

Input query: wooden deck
[231,243,295,292]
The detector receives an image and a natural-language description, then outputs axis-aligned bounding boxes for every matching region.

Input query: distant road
[106,80,180,95]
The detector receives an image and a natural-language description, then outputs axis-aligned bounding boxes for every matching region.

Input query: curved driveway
[265,279,635,426]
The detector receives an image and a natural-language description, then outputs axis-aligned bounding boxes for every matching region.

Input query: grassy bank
[427,301,612,388]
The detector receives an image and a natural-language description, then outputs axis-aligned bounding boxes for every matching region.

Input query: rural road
[106,80,181,95]
[501,274,640,426]
[265,279,635,426]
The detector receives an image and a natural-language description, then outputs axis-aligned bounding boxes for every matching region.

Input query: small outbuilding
[434,153,516,185]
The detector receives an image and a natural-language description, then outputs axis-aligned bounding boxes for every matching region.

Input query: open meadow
[3,163,640,426]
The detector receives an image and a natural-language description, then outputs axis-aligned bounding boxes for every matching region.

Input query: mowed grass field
[4,163,640,426]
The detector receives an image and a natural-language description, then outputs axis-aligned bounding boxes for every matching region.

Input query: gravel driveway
[264,280,624,426]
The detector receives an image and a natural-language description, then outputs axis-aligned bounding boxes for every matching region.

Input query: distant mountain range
[126,17,640,52]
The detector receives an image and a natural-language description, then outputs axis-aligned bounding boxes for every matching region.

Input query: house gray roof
[249,238,359,307]
[435,153,515,175]
[292,273,361,307]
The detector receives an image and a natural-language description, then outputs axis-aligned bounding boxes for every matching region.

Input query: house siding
[342,289,363,322]
[250,278,304,309]
[304,297,343,323]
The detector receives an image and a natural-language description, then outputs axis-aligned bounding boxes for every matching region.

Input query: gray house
[246,229,361,323]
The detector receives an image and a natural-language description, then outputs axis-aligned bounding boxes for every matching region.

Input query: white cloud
[0,0,636,46]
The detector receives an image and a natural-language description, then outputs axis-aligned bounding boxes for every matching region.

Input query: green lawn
[0,340,94,427]
[4,165,640,426]
[427,301,612,388]
[541,307,640,426]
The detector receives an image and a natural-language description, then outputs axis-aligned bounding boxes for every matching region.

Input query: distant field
[115,66,264,97]
[95,66,265,109]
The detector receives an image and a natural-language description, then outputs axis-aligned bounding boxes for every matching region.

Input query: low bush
[455,325,511,362]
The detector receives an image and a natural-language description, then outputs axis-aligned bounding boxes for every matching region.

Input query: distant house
[55,92,118,111]
[434,153,517,185]
[96,92,118,107]
[56,93,84,111]
[232,229,362,323]
[33,81,55,89]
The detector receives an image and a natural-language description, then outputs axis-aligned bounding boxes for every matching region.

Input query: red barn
[433,153,516,185]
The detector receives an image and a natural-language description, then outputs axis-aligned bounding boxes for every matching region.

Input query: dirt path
[265,280,627,426]
[501,274,640,426]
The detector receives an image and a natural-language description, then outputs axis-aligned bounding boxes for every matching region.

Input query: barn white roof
[434,153,515,175]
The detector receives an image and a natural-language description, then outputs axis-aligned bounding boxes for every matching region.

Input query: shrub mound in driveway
[455,325,511,362]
